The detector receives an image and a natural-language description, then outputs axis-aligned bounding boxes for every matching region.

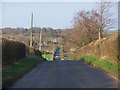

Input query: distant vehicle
[53,55,61,60]
[53,47,61,60]
[53,53,61,60]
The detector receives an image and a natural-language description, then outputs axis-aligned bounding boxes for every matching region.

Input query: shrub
[2,38,44,66]
[34,49,42,57]
[2,39,26,66]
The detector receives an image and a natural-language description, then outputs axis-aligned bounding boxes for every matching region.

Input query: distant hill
[1,27,64,52]
[104,30,119,36]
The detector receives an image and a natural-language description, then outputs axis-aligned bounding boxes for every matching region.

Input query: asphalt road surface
[12,60,118,88]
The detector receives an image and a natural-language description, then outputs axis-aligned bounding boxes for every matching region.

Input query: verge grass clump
[81,56,119,78]
[2,56,47,88]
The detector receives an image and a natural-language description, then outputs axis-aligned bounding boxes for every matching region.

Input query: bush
[2,38,45,66]
[26,47,42,56]
[2,39,26,66]
[27,47,35,55]
[34,49,42,57]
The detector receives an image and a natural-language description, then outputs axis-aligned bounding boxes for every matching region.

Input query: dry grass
[76,33,119,62]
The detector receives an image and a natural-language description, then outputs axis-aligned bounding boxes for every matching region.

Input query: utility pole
[39,29,42,51]
[57,31,59,47]
[30,12,33,47]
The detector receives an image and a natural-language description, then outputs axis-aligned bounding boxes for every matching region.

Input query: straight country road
[12,60,118,88]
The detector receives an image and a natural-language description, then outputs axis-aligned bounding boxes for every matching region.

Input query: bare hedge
[75,33,119,62]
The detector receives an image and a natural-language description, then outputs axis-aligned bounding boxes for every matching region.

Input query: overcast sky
[1,2,118,29]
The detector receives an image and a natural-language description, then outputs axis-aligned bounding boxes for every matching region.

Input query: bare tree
[67,10,99,49]
[95,1,117,39]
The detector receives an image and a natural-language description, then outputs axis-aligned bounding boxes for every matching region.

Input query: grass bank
[42,54,53,61]
[80,56,120,78]
[2,56,47,88]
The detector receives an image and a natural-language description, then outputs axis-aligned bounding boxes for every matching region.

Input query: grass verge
[2,56,47,88]
[80,56,120,78]
[42,54,53,61]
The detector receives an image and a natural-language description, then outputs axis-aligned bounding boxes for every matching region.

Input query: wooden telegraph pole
[30,12,33,47]
[39,29,42,51]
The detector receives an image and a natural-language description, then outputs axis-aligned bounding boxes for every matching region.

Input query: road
[12,60,118,88]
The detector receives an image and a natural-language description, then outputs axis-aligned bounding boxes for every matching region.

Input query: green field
[80,56,119,78]
[2,56,47,88]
